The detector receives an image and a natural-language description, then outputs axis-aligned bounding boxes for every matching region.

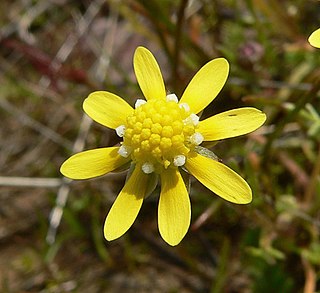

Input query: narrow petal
[308,28,320,48]
[104,166,149,241]
[179,58,229,114]
[133,46,166,101]
[60,147,130,180]
[185,153,252,204]
[83,91,133,129]
[198,107,266,141]
[159,168,191,246]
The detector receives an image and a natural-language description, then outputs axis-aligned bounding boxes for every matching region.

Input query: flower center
[117,94,203,174]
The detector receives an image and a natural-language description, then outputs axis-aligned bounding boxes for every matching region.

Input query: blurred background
[1,0,320,292]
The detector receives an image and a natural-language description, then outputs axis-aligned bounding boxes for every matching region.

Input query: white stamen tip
[142,162,155,174]
[166,93,178,103]
[190,132,204,145]
[118,145,132,158]
[189,113,199,125]
[179,103,190,112]
[115,125,126,137]
[183,113,200,126]
[174,155,186,167]
[135,99,147,108]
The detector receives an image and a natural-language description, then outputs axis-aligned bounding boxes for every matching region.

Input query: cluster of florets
[116,94,204,174]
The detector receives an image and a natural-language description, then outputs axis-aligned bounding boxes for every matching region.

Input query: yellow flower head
[308,28,320,48]
[60,46,266,246]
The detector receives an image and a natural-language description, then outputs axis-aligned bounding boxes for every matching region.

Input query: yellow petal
[308,28,320,48]
[104,166,149,241]
[185,153,252,204]
[133,46,166,101]
[60,147,130,179]
[83,91,133,129]
[179,58,229,114]
[198,107,266,141]
[158,168,191,246]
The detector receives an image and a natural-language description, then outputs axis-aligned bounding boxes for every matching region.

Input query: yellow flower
[60,46,266,246]
[308,28,320,48]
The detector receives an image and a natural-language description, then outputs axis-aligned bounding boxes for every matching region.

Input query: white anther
[135,99,147,108]
[118,145,132,158]
[190,132,204,145]
[142,162,155,174]
[115,125,126,137]
[173,155,186,167]
[166,93,178,103]
[189,113,199,125]
[179,103,190,112]
[183,113,199,126]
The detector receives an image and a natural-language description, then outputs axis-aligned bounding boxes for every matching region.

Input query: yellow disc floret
[117,95,203,174]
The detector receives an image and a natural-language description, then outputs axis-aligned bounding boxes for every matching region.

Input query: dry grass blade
[46,112,92,245]
[46,0,119,245]
[0,176,62,188]
[0,97,73,149]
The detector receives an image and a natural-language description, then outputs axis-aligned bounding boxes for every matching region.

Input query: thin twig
[229,77,312,91]
[0,97,73,149]
[0,0,53,42]
[172,0,189,91]
[0,176,63,188]
[38,0,106,92]
[95,10,119,83]
[304,145,320,204]
[46,0,119,245]
[46,114,92,244]
[18,0,54,44]
[277,151,309,189]
[302,257,316,293]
